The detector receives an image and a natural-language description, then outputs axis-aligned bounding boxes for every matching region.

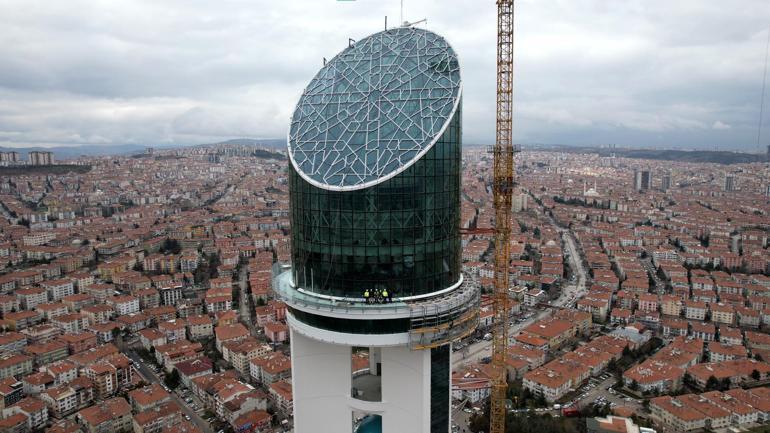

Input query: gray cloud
[0,0,769,150]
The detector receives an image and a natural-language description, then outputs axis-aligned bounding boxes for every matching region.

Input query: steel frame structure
[491,1,515,433]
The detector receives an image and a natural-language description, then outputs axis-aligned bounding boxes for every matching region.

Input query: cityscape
[0,2,770,433]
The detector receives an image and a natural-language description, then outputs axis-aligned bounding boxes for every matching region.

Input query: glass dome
[288,27,462,191]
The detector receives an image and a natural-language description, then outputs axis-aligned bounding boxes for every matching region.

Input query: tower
[661,174,672,191]
[276,27,478,433]
[634,169,651,191]
[724,174,736,192]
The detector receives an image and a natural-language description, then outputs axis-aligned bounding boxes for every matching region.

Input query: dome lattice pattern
[288,27,461,190]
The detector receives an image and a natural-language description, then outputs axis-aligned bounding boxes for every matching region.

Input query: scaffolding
[407,281,481,350]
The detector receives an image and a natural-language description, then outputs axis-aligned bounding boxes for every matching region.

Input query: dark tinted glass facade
[430,345,450,433]
[289,107,461,298]
[288,308,410,334]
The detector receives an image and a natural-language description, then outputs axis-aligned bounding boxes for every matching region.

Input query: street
[641,257,666,294]
[237,264,260,337]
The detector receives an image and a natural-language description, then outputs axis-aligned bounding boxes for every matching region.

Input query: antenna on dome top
[402,18,427,28]
[398,0,426,28]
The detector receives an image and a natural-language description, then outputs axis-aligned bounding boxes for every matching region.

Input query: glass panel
[288,27,461,189]
[353,413,382,433]
[430,345,450,433]
[289,308,411,334]
[290,108,461,298]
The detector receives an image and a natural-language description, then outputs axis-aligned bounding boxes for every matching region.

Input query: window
[351,347,381,402]
[352,413,382,433]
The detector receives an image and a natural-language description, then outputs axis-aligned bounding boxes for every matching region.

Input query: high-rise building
[27,151,54,166]
[724,174,736,192]
[0,152,19,164]
[512,192,528,212]
[634,169,651,191]
[275,27,478,433]
[661,174,672,191]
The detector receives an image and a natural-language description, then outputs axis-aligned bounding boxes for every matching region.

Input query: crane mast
[491,1,515,433]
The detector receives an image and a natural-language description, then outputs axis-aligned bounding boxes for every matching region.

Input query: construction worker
[364,289,370,303]
[382,289,389,303]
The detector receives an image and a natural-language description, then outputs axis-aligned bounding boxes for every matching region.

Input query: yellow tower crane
[490,1,515,433]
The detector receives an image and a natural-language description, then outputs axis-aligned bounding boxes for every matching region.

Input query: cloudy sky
[1,0,769,151]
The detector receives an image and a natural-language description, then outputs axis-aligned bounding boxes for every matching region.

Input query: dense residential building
[0,75,764,433]
[76,397,132,433]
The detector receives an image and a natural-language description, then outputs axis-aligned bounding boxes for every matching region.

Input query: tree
[503,413,581,433]
[719,377,731,391]
[718,377,732,391]
[683,373,694,388]
[207,254,221,278]
[705,375,720,391]
[164,368,181,390]
[629,379,639,391]
[232,287,240,310]
[751,369,761,381]
[161,239,182,255]
[469,402,490,433]
[469,413,489,433]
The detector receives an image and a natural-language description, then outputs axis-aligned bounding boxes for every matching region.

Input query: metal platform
[407,280,480,350]
[273,267,481,350]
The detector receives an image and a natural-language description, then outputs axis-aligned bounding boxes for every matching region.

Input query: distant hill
[2,140,762,165]
[0,144,157,160]
[0,138,288,160]
[531,145,767,165]
[199,138,286,149]
[252,149,286,160]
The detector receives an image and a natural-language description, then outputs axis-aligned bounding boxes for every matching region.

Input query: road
[554,217,589,298]
[127,351,214,433]
[641,257,666,295]
[237,264,259,337]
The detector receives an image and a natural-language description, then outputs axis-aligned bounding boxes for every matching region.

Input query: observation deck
[273,268,479,350]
